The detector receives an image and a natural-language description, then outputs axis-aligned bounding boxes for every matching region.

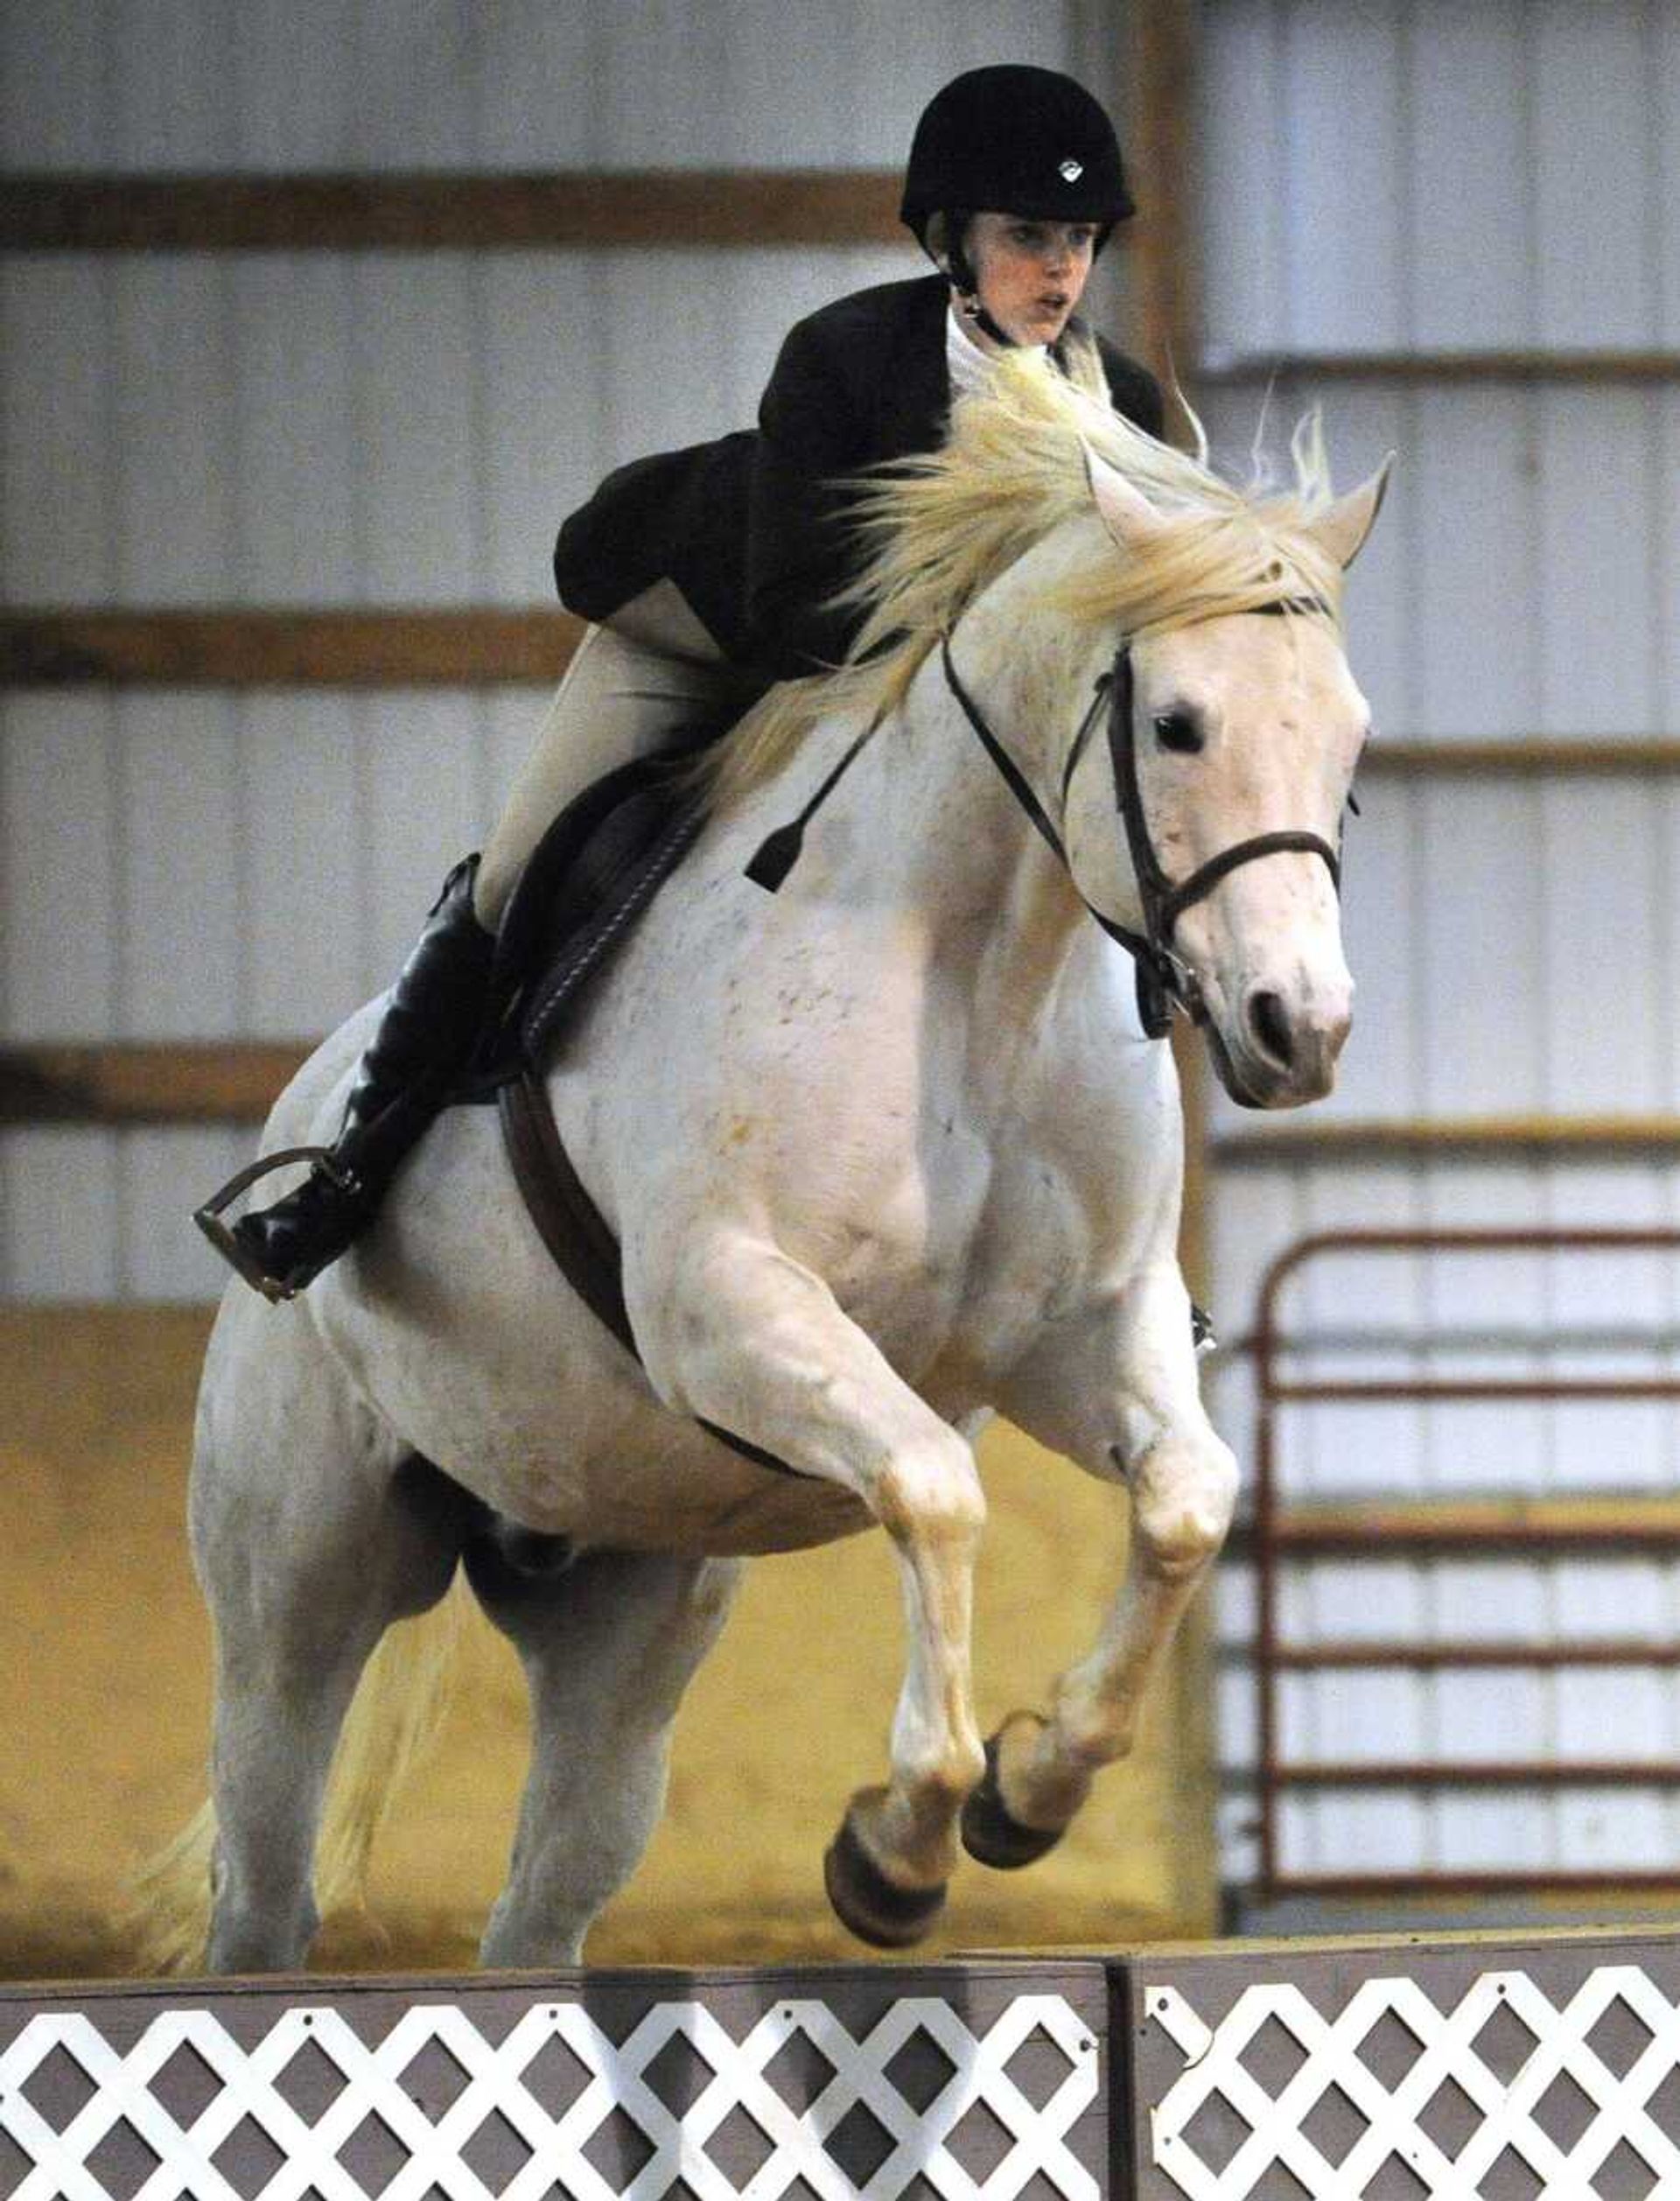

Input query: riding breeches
[474,580,742,927]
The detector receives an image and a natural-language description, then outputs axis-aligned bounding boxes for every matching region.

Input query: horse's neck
[847,542,1107,1041]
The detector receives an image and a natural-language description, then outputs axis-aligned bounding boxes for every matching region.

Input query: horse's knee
[873,1432,986,1553]
[1130,1435,1237,1577]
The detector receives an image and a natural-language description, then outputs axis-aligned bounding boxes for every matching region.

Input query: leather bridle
[940,600,1345,1039]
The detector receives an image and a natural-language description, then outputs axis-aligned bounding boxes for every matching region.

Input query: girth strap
[501,1064,636,1357]
[499,1065,812,1483]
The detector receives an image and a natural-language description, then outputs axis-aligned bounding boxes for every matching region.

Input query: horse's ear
[1082,438,1171,553]
[1310,454,1394,570]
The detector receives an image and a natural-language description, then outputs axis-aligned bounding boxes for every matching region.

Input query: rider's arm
[746,313,876,681]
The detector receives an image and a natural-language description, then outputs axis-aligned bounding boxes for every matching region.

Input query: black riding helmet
[900,64,1135,249]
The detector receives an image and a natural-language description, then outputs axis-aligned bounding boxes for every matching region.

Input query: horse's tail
[130,1579,466,1974]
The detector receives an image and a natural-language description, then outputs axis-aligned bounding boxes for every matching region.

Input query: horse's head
[1063,446,1390,1110]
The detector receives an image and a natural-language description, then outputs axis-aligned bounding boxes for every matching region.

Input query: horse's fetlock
[1058,1713,1130,1773]
[931,1733,989,1804]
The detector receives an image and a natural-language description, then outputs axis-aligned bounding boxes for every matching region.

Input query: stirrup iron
[193,1146,361,1302]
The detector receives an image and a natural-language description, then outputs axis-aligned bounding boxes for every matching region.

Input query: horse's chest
[818,1139,1090,1391]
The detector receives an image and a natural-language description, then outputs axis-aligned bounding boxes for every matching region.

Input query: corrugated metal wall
[0,0,1105,1297]
[1198,0,1680,1900]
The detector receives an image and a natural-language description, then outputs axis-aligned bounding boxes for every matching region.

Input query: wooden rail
[1197,348,1680,385]
[0,171,906,250]
[1215,1113,1680,1164]
[1367,739,1680,775]
[1273,1638,1680,1671]
[0,608,580,688]
[0,1042,305,1126]
[1263,1495,1680,1558]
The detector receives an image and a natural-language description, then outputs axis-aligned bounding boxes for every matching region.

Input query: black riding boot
[196,855,496,1300]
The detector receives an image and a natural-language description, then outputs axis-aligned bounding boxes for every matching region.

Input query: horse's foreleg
[643,1237,988,1946]
[469,1548,742,1966]
[974,1265,1237,1862]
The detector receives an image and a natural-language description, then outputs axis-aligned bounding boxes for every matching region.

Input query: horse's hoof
[960,1735,1065,1870]
[823,1813,947,1948]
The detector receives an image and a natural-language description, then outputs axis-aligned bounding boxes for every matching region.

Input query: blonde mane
[713,348,1348,801]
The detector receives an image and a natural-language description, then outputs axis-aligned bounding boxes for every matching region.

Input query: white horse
[147,356,1387,1972]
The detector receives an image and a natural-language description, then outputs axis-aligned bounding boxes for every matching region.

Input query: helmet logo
[1059,158,1083,182]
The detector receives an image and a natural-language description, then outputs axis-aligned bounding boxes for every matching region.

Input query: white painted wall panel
[3,1,1094,172]
[240,695,369,1036]
[1536,390,1664,739]
[0,4,111,167]
[230,258,362,602]
[1410,389,1541,740]
[119,695,244,1037]
[1531,2,1656,352]
[106,1,239,169]
[1543,784,1665,1115]
[1200,1,1285,361]
[1415,783,1547,1112]
[1,697,121,1041]
[1407,1,1531,352]
[1278,0,1407,352]
[0,1130,122,1298]
[1205,0,1680,357]
[0,264,116,599]
[111,261,240,604]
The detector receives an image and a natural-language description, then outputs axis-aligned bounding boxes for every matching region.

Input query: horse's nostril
[1249,990,1294,1068]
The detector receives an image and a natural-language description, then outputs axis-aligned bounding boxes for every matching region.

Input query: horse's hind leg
[190,1301,471,1972]
[466,1545,742,1966]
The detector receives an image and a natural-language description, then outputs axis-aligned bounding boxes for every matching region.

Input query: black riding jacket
[555,273,1164,682]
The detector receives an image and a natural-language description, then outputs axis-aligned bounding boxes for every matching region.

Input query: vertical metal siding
[1202,3,1680,1901]
[0,1,1100,1300]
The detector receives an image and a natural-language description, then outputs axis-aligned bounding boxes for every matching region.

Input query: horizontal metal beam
[1265,1497,1680,1556]
[1260,1870,1680,1896]
[1198,348,1680,385]
[1270,1375,1680,1403]
[1278,1760,1680,1788]
[1,170,906,250]
[1272,1639,1680,1671]
[1216,1113,1680,1163]
[1368,740,1680,775]
[0,1042,305,1125]
[0,609,581,688]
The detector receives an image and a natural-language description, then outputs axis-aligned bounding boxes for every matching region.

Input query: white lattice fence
[1138,1956,1680,2200]
[0,1978,1103,2201]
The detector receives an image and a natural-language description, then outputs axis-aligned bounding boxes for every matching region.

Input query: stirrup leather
[192,1146,361,1303]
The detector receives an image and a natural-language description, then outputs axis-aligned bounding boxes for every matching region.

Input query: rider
[203,64,1165,1301]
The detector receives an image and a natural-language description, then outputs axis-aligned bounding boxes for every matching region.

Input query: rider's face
[964,212,1097,347]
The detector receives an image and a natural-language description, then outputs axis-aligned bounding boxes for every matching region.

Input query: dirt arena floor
[3,1306,1216,1980]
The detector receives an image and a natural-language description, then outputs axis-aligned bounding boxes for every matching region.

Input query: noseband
[940,603,1343,1039]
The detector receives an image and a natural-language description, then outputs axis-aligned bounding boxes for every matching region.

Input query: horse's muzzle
[1206,982,1351,1109]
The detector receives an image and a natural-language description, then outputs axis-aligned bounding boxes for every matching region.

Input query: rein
[940,603,1342,1040]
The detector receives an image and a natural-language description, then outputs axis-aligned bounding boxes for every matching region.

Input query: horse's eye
[1153,711,1204,755]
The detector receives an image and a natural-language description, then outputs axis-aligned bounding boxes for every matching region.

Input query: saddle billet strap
[501,1066,637,1356]
[521,803,708,1062]
[499,1065,814,1484]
